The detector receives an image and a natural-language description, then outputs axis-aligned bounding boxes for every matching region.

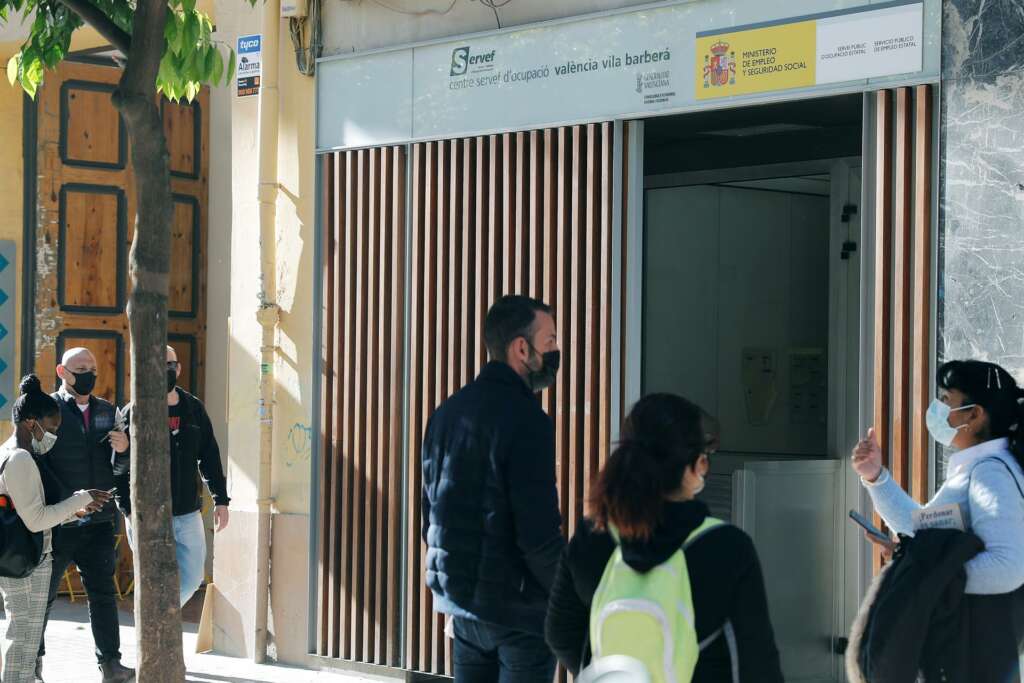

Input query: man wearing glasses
[110,345,230,607]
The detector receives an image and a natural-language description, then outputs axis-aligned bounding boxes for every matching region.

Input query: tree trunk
[114,0,186,678]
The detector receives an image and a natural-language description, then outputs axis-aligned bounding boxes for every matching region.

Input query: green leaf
[164,11,178,51]
[174,13,187,55]
[211,48,224,86]
[44,44,63,68]
[227,49,236,83]
[6,54,19,87]
[185,81,199,102]
[184,11,199,51]
[202,47,217,82]
[183,0,196,15]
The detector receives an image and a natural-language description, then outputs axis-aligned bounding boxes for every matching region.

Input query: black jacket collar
[478,361,533,398]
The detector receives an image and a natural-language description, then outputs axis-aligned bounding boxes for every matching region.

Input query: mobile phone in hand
[849,509,891,544]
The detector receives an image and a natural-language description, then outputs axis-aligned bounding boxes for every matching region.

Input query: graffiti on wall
[285,422,312,468]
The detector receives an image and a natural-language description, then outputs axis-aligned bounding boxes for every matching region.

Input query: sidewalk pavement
[31,594,381,683]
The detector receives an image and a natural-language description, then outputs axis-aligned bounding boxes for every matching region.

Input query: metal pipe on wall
[254,0,282,663]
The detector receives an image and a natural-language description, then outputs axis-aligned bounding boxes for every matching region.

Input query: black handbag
[0,457,45,578]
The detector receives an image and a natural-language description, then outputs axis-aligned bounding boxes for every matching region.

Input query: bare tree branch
[56,0,131,53]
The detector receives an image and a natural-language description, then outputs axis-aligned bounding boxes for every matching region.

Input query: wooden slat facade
[316,147,406,665]
[871,86,935,531]
[318,122,624,675]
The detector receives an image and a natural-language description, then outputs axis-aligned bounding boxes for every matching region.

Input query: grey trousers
[0,555,52,683]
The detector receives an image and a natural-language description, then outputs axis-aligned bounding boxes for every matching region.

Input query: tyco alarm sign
[237,34,262,97]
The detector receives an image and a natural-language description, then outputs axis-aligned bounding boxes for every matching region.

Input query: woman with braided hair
[852,359,1024,680]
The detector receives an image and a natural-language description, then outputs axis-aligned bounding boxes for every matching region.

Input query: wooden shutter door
[31,60,209,403]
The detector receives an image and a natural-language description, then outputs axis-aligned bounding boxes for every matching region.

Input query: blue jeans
[452,617,556,683]
[126,510,206,607]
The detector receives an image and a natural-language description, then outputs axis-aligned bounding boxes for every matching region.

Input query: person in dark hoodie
[545,393,784,682]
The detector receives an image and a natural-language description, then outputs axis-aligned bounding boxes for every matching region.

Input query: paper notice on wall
[696,2,923,100]
[237,34,262,97]
[912,504,966,532]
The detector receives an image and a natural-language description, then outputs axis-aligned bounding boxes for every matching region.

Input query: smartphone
[849,509,891,544]
[106,487,117,495]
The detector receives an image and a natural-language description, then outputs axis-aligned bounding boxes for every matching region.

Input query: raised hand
[851,427,884,482]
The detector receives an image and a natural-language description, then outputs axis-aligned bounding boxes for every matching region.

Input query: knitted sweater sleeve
[862,468,921,536]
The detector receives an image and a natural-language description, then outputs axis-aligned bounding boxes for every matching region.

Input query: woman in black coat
[544,393,784,682]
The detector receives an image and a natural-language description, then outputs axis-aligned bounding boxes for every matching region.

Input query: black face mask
[167,369,178,393]
[525,344,560,393]
[70,371,96,397]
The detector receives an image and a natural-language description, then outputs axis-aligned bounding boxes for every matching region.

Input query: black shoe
[34,658,44,682]
[99,659,135,683]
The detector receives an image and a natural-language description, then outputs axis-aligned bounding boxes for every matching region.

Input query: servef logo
[450,47,470,76]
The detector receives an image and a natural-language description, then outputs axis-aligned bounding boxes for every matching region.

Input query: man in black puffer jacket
[422,295,564,683]
[38,347,134,683]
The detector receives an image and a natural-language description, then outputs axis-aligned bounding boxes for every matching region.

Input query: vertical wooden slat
[569,125,586,532]
[911,86,934,503]
[363,148,380,660]
[340,151,357,661]
[433,141,450,674]
[599,123,613,472]
[351,149,369,661]
[328,154,347,659]
[406,144,425,672]
[420,142,438,671]
[448,141,464,397]
[515,131,528,293]
[873,91,893,463]
[891,88,913,494]
[619,125,630,424]
[529,131,542,300]
[502,133,516,295]
[475,138,490,372]
[543,130,557,421]
[317,154,335,657]
[555,127,571,528]
[489,135,502,304]
[386,147,405,666]
[873,91,894,569]
[462,139,476,385]
[372,148,390,664]
[583,124,599,501]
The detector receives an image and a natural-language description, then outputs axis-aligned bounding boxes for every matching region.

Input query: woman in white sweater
[0,375,110,683]
[852,359,1024,680]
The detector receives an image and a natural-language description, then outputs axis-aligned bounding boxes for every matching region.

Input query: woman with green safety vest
[544,393,784,682]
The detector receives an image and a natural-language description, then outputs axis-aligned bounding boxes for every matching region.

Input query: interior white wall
[643,183,830,457]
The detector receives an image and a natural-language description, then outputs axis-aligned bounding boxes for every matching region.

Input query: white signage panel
[316,0,940,151]
[816,3,923,85]
[413,12,688,140]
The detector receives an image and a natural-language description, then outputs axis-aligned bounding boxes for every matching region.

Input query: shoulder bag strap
[974,457,1024,500]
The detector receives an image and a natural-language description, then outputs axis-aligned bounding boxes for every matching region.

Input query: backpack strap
[683,517,725,549]
[973,457,1024,499]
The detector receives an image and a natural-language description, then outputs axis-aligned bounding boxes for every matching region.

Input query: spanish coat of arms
[703,41,736,88]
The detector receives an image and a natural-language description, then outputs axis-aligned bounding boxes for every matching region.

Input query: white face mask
[30,424,58,455]
[925,399,976,447]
